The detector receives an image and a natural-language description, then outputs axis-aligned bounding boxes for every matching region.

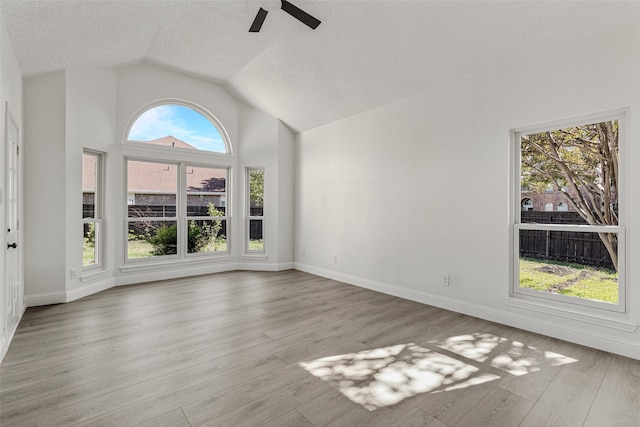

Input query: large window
[82,150,104,269]
[513,111,626,313]
[124,100,232,264]
[126,160,230,261]
[246,168,265,253]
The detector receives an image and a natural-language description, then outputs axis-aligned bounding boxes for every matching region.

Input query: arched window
[521,198,533,211]
[124,101,232,263]
[127,102,230,154]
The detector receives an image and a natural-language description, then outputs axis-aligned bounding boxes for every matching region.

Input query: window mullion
[178,162,186,259]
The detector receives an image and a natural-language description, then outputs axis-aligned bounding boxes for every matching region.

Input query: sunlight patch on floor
[435,333,578,376]
[299,343,499,411]
[300,334,578,411]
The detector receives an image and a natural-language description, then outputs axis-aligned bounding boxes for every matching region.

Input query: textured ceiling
[2,0,639,132]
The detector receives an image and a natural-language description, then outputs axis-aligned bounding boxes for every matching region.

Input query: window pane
[249,169,264,216]
[520,120,618,226]
[82,153,97,219]
[83,222,97,266]
[518,229,618,304]
[186,166,227,217]
[127,160,177,218]
[128,220,177,258]
[249,219,264,251]
[127,104,227,153]
[187,219,227,254]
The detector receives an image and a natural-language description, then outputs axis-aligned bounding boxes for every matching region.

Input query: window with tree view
[247,168,264,253]
[514,113,625,312]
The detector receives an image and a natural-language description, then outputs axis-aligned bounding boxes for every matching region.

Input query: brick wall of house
[521,190,574,212]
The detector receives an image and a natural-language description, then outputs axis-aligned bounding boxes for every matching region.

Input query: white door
[5,103,21,336]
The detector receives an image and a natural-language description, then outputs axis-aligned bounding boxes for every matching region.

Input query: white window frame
[123,99,234,266]
[184,163,230,258]
[245,167,265,255]
[82,149,104,271]
[511,109,628,315]
[125,158,180,263]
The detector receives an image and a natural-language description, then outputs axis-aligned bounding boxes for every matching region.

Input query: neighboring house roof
[83,136,227,193]
[129,135,196,150]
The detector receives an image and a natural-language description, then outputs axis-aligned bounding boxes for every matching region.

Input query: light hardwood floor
[1,270,639,426]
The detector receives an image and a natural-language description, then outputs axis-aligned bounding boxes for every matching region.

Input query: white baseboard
[0,336,7,363]
[66,277,116,303]
[238,261,294,271]
[25,291,67,306]
[294,262,640,360]
[1,304,27,363]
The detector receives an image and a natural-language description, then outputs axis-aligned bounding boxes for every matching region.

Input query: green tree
[521,120,619,270]
[207,202,225,248]
[249,170,264,209]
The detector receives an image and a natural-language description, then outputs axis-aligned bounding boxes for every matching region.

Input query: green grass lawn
[126,239,228,258]
[86,239,234,262]
[83,243,96,266]
[519,258,618,303]
[128,240,155,258]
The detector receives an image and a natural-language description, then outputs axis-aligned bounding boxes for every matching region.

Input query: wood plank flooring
[1,270,639,426]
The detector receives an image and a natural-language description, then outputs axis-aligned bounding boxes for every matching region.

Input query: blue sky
[128,104,226,153]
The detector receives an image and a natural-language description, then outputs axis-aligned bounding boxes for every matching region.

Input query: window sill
[504,296,637,333]
[120,254,234,273]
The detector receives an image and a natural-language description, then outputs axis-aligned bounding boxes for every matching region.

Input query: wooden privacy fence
[84,204,262,240]
[520,211,615,269]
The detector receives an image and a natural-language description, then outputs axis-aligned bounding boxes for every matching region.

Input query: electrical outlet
[442,275,450,287]
[70,269,77,279]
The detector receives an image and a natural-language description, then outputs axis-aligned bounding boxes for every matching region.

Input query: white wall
[23,72,66,302]
[0,18,24,361]
[276,121,294,264]
[295,24,640,359]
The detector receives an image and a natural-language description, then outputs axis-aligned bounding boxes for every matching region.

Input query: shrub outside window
[512,111,626,313]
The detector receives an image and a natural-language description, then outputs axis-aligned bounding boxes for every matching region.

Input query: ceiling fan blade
[280,0,321,29]
[249,8,268,32]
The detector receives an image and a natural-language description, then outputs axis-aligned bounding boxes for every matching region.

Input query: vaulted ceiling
[2,1,639,132]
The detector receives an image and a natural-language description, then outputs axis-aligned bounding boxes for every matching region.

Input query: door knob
[7,242,17,249]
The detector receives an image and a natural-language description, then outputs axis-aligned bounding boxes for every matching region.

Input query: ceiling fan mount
[249,0,321,33]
